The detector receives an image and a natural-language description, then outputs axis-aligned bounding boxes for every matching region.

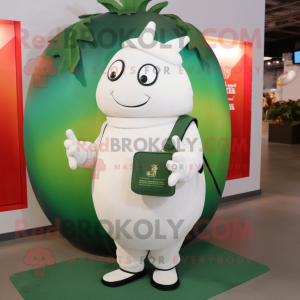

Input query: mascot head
[96,21,193,118]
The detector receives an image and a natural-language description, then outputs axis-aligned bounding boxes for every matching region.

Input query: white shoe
[101,268,146,288]
[151,267,180,291]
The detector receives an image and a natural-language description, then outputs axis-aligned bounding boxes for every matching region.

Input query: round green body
[24,11,231,255]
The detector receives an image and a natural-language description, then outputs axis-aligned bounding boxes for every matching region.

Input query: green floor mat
[10,240,269,300]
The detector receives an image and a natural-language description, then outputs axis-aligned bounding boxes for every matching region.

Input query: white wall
[282,62,300,100]
[264,68,283,90]
[0,0,265,234]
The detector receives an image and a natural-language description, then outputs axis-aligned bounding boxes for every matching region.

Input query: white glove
[166,135,202,187]
[64,129,86,170]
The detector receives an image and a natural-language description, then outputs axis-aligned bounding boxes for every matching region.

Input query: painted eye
[138,64,158,86]
[107,60,124,81]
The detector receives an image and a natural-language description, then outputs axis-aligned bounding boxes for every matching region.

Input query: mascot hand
[64,129,84,170]
[166,136,201,187]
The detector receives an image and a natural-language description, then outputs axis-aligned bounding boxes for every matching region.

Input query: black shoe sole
[101,269,147,288]
[151,268,180,291]
[151,277,180,291]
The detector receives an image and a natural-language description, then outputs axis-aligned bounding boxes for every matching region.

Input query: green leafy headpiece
[46,0,212,73]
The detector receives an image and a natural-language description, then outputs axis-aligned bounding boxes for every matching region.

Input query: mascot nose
[277,80,282,86]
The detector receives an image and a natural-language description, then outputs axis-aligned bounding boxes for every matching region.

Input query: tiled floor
[208,123,300,300]
[1,123,300,299]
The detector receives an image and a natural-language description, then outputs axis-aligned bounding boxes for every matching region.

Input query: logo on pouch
[146,164,158,177]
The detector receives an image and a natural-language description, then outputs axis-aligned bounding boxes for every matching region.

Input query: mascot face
[96,22,193,118]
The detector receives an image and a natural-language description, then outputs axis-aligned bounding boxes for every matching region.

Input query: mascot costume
[24,0,231,292]
[64,22,205,290]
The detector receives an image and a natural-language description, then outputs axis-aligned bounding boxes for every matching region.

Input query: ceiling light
[264,57,272,61]
[267,62,271,65]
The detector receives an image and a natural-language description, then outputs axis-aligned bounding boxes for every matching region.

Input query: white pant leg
[115,241,148,272]
[148,237,185,270]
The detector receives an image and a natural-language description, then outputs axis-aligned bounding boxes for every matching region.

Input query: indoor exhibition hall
[0,0,299,299]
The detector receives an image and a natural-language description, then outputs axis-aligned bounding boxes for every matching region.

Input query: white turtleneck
[106,116,179,129]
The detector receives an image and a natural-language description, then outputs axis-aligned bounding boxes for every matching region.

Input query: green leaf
[78,13,102,19]
[116,10,136,15]
[136,0,152,11]
[97,0,154,13]
[97,0,123,13]
[148,1,168,13]
[46,16,95,73]
[119,0,133,10]
[119,0,149,11]
[164,14,212,66]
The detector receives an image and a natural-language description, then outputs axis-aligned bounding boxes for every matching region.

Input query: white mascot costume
[64,21,206,291]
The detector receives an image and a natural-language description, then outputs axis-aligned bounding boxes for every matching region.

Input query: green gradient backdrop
[24,12,231,255]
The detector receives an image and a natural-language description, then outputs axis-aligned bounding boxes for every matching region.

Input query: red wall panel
[0,20,27,212]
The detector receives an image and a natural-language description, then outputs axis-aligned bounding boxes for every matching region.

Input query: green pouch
[131,152,174,196]
[131,115,198,197]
